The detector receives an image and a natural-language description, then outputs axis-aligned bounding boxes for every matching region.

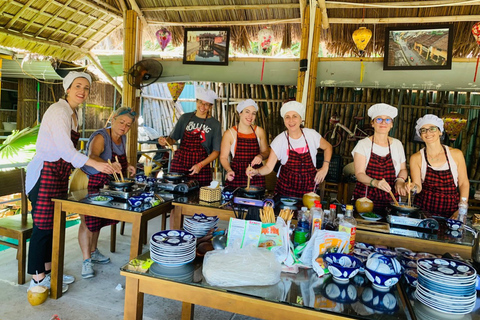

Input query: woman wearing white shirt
[246,101,332,198]
[25,72,114,293]
[352,103,408,213]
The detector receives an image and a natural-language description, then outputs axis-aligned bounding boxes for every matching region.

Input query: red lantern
[471,22,480,81]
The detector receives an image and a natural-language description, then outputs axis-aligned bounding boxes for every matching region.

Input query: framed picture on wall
[383,24,453,70]
[183,28,230,66]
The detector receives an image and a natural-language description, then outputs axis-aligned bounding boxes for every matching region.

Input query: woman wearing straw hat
[78,106,137,279]
[246,101,333,198]
[407,114,469,218]
[352,103,408,213]
[220,99,269,188]
[158,86,221,187]
[25,72,115,293]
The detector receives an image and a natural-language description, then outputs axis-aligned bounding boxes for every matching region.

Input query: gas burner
[156,179,199,194]
[99,184,144,199]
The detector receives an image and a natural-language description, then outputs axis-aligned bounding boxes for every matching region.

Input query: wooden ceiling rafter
[20,0,56,33]
[127,0,148,27]
[79,17,120,49]
[317,0,330,30]
[85,0,123,15]
[52,3,89,41]
[4,0,37,29]
[141,3,300,12]
[329,15,480,24]
[147,18,301,27]
[325,0,480,9]
[33,0,75,37]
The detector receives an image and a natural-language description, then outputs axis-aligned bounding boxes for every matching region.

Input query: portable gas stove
[156,179,199,193]
[99,184,144,199]
[387,210,439,233]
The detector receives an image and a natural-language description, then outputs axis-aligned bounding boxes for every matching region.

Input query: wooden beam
[20,0,55,33]
[142,4,299,12]
[51,4,89,41]
[299,0,306,28]
[126,0,148,27]
[0,27,89,55]
[329,15,480,24]
[84,0,123,15]
[147,18,301,27]
[34,0,75,38]
[296,6,310,104]
[326,0,480,9]
[318,0,330,30]
[5,0,37,29]
[85,52,122,94]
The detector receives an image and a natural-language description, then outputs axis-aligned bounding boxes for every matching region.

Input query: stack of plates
[415,258,477,315]
[150,230,196,267]
[183,213,218,238]
[149,261,194,283]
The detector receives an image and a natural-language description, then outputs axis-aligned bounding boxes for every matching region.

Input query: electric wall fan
[127,59,163,89]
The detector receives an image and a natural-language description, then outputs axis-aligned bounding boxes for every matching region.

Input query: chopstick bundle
[259,205,275,223]
[407,177,411,207]
[107,159,120,182]
[278,209,293,223]
[246,165,252,190]
[389,190,400,207]
[115,156,125,182]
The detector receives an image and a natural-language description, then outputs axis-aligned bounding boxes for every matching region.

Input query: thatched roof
[1,0,480,61]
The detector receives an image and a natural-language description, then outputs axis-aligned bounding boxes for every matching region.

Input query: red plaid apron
[414,146,459,217]
[353,138,397,212]
[85,152,128,232]
[226,126,265,188]
[275,131,317,198]
[33,130,79,230]
[170,113,212,187]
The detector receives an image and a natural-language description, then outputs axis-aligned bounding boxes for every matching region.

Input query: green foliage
[0,125,39,165]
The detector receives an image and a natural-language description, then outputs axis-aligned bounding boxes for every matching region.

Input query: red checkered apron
[33,130,79,230]
[85,152,128,232]
[414,146,459,217]
[170,113,212,186]
[353,138,397,213]
[226,126,265,188]
[275,131,317,198]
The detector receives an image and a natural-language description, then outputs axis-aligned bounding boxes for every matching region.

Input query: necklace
[426,150,444,162]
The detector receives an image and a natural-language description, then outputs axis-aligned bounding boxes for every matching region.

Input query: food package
[202,247,282,287]
[127,258,154,273]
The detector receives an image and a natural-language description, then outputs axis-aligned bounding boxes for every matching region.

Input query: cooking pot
[390,202,420,214]
[109,178,135,189]
[164,172,185,181]
[238,185,265,196]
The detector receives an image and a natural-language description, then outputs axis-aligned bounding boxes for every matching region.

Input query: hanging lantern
[442,112,467,141]
[155,28,172,51]
[258,27,274,54]
[167,83,185,103]
[471,22,480,82]
[352,27,372,83]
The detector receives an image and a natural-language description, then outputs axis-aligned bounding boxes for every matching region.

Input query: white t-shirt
[420,146,458,187]
[351,137,406,176]
[270,128,322,176]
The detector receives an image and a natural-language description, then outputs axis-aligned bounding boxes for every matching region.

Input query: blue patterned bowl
[403,268,418,287]
[365,254,402,291]
[324,253,362,283]
[146,177,157,186]
[141,192,155,203]
[321,275,358,304]
[361,286,399,314]
[127,196,144,207]
[135,175,146,183]
[446,218,463,231]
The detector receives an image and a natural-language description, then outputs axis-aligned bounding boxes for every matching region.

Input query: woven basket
[199,187,222,202]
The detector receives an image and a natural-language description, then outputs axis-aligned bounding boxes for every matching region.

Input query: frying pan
[390,202,420,214]
[163,172,185,181]
[109,178,135,189]
[238,185,265,195]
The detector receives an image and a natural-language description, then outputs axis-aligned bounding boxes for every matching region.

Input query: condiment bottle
[338,205,357,253]
[294,210,309,246]
[458,197,468,227]
[310,200,324,235]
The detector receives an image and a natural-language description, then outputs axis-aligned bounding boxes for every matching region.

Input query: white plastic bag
[202,247,282,287]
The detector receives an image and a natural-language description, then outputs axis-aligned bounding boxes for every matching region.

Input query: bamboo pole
[305,6,322,129]
[296,5,310,103]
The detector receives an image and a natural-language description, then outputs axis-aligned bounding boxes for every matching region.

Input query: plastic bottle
[294,210,309,246]
[458,197,468,226]
[310,200,324,235]
[338,205,357,253]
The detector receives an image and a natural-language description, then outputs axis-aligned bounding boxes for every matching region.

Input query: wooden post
[123,10,141,167]
[305,7,322,129]
[296,5,309,103]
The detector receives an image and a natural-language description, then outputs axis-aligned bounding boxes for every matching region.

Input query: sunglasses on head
[117,107,137,117]
[419,126,439,134]
[374,117,393,124]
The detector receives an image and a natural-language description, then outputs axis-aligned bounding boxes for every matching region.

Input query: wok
[109,178,135,189]
[238,185,265,195]
[390,202,420,214]
[164,172,185,181]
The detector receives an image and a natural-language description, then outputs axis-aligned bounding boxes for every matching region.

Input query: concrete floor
[0,216,258,320]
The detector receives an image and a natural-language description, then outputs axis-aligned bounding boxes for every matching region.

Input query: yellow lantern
[352,27,372,56]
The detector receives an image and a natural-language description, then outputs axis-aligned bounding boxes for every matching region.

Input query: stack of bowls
[364,253,402,291]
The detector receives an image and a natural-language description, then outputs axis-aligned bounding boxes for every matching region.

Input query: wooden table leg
[130,218,143,260]
[172,206,182,230]
[181,302,195,320]
[18,232,27,284]
[51,201,66,299]
[110,224,117,253]
[124,276,144,320]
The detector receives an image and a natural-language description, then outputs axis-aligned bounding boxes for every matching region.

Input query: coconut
[27,285,48,306]
[303,192,321,209]
[355,197,374,213]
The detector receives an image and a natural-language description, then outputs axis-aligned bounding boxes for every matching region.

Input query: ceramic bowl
[355,242,375,251]
[361,286,399,314]
[146,177,157,186]
[403,268,418,287]
[135,175,146,183]
[321,276,358,304]
[280,198,297,206]
[364,267,402,292]
[141,192,155,202]
[127,196,144,207]
[324,253,362,283]
[365,254,402,291]
[221,190,234,201]
[446,218,463,231]
[375,248,397,258]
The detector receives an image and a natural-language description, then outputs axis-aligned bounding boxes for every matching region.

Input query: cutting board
[356,219,390,233]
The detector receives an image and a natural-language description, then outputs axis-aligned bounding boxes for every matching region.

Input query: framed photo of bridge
[383,24,453,70]
[183,28,230,66]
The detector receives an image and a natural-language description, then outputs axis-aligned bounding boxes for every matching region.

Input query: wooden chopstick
[246,165,251,190]
[407,177,411,207]
[115,156,125,182]
[107,159,120,182]
[389,190,400,207]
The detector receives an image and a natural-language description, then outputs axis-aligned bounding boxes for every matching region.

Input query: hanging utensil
[115,156,125,182]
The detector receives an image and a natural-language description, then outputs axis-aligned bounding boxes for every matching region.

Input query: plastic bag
[202,246,282,287]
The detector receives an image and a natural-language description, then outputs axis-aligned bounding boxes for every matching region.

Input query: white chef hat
[280,101,305,120]
[415,114,444,136]
[368,103,398,120]
[195,87,218,104]
[63,71,92,92]
[237,99,258,113]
